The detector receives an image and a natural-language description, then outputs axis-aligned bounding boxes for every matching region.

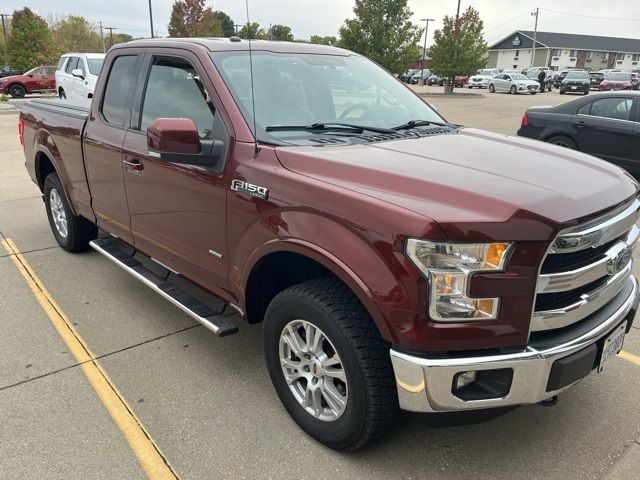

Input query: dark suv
[560,70,590,95]
[589,72,605,90]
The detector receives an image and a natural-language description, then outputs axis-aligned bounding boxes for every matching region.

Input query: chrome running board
[89,238,238,337]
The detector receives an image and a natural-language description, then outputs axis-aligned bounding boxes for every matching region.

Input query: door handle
[123,158,144,175]
[576,121,586,129]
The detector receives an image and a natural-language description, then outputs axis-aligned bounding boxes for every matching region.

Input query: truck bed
[21,98,93,221]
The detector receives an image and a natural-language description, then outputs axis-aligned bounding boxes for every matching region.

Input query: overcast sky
[4,0,640,46]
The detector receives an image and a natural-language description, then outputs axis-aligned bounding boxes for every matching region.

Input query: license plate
[571,86,577,90]
[598,322,627,372]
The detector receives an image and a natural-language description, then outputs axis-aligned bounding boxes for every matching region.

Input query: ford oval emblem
[607,247,632,275]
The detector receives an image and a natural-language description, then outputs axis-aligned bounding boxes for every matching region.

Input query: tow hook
[537,395,558,407]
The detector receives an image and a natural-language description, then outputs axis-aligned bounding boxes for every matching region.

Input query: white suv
[467,68,500,88]
[56,53,105,100]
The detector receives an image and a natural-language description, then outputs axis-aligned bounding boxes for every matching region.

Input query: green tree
[238,22,266,40]
[429,7,488,80]
[269,24,294,41]
[51,16,101,53]
[168,0,222,37]
[7,8,57,71]
[212,11,234,37]
[338,0,421,74]
[112,33,133,45]
[309,35,338,46]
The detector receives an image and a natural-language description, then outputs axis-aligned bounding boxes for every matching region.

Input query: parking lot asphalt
[1,90,640,480]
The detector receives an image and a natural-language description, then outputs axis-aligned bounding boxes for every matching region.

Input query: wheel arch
[33,137,78,216]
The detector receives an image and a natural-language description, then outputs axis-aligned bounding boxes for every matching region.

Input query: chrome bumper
[390,276,638,413]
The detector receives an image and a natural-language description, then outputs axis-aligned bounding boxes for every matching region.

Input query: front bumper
[390,276,638,412]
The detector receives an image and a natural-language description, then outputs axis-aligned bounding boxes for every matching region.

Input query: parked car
[55,53,105,99]
[552,69,586,89]
[589,72,605,90]
[525,66,551,79]
[467,68,500,89]
[501,68,521,74]
[0,66,22,78]
[426,74,442,86]
[518,91,640,175]
[0,65,56,98]
[410,69,431,84]
[399,68,418,83]
[19,38,639,451]
[600,72,639,91]
[452,75,468,87]
[598,69,622,76]
[488,73,539,94]
[560,70,590,95]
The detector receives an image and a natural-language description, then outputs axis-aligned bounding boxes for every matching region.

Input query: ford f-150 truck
[19,38,640,451]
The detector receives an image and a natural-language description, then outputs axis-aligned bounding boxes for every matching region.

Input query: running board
[89,238,238,337]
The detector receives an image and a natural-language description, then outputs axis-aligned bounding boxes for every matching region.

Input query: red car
[599,72,639,91]
[453,75,469,87]
[0,65,56,98]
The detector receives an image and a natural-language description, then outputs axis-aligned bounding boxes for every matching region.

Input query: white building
[487,31,640,71]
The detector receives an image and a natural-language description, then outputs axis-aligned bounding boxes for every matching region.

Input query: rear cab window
[101,55,140,127]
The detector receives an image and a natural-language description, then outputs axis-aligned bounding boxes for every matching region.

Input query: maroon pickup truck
[19,38,640,451]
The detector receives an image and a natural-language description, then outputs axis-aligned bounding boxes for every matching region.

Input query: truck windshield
[210,51,443,141]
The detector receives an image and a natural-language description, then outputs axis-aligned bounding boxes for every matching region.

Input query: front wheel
[510,85,517,94]
[488,84,495,93]
[44,173,97,252]
[58,88,66,99]
[263,278,399,451]
[9,84,25,98]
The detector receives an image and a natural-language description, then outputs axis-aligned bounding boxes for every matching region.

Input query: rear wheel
[547,135,577,150]
[58,88,66,99]
[9,84,25,98]
[44,172,97,252]
[509,85,517,94]
[263,277,399,451]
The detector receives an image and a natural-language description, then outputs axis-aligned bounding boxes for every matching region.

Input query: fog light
[454,371,477,390]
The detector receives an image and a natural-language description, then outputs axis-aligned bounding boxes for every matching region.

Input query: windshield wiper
[265,122,395,134]
[392,119,448,130]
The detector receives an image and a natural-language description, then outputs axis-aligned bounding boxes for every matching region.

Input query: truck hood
[274,128,637,241]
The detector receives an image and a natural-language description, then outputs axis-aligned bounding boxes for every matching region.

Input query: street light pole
[148,0,154,38]
[419,18,435,85]
[99,21,106,53]
[531,8,539,68]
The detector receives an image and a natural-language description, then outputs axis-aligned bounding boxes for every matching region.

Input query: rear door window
[589,97,634,121]
[101,55,140,128]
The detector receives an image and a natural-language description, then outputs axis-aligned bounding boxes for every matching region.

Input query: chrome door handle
[123,158,144,175]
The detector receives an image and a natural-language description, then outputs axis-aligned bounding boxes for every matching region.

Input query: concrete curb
[0,109,19,115]
[602,441,640,479]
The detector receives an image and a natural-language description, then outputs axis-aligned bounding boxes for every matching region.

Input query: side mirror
[28,74,34,78]
[71,68,84,79]
[147,118,224,168]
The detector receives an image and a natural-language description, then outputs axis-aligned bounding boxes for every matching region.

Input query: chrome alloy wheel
[552,139,570,148]
[49,188,68,238]
[279,320,348,421]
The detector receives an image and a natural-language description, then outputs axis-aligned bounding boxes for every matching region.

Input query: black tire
[59,88,66,99]
[547,135,577,150]
[44,172,97,252]
[559,90,565,95]
[9,84,25,98]
[488,84,495,93]
[530,91,537,95]
[583,90,589,95]
[509,85,517,94]
[263,277,399,451]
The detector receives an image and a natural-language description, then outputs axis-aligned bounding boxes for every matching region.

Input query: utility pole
[0,14,11,43]
[531,8,539,68]
[99,21,106,53]
[148,0,154,38]
[455,0,462,29]
[419,18,435,86]
[105,27,116,48]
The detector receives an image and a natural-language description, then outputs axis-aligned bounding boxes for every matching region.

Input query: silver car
[489,73,540,95]
[467,68,500,88]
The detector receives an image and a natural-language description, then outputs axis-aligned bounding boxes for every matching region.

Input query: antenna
[245,0,259,158]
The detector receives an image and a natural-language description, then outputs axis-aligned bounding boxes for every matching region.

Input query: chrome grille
[532,198,640,332]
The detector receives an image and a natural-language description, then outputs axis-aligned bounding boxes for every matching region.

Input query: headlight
[406,240,512,321]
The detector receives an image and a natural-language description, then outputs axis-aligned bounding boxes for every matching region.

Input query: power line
[540,8,640,21]
[483,11,531,34]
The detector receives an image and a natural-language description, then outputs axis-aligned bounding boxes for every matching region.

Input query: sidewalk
[602,441,640,479]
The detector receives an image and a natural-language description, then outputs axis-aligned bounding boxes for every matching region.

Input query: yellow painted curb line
[2,238,177,480]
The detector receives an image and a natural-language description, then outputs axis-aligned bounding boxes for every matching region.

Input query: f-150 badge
[230,179,269,200]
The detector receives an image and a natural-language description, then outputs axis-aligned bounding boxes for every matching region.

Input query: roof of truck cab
[116,37,355,56]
